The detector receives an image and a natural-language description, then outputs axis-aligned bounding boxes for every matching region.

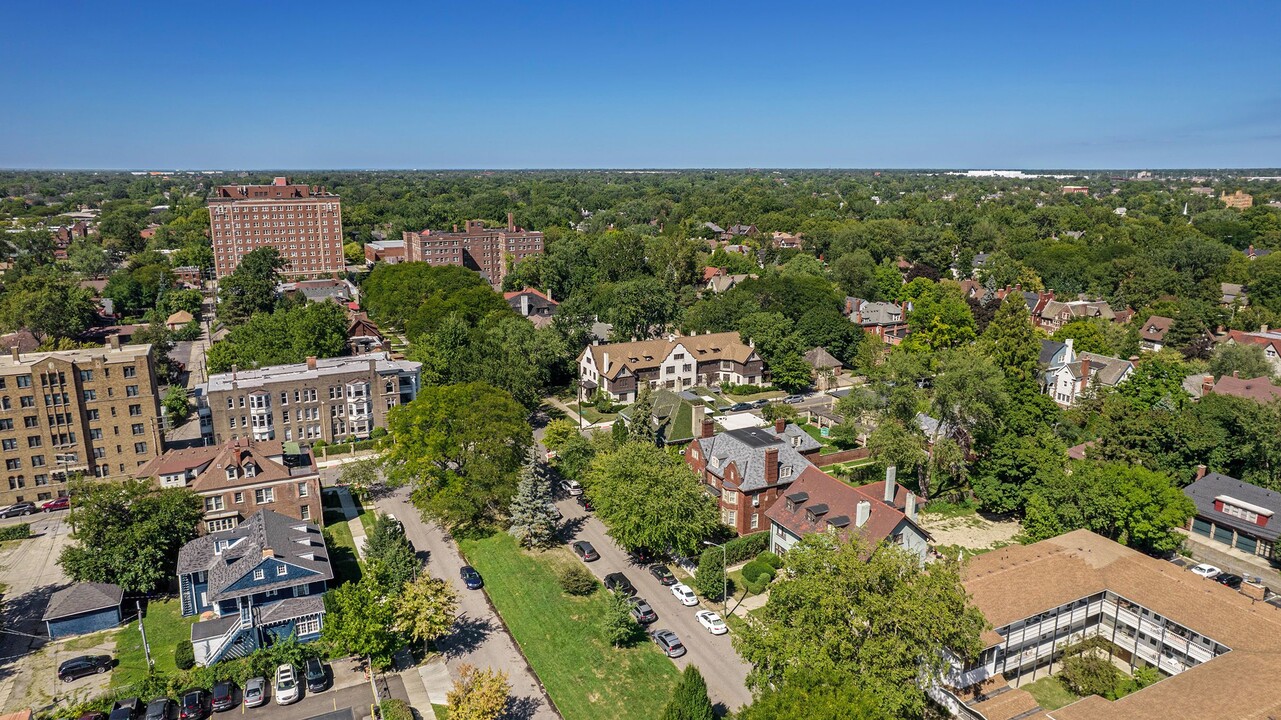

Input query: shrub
[557,564,598,596]
[601,590,641,647]
[370,427,388,440]
[722,533,769,565]
[380,699,413,720]
[0,524,30,541]
[757,551,784,570]
[174,640,195,671]
[693,549,732,600]
[1060,654,1123,697]
[741,559,775,584]
[312,439,328,449]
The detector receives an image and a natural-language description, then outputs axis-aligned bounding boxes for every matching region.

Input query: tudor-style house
[578,332,765,403]
[685,417,822,535]
[136,438,321,533]
[177,510,332,666]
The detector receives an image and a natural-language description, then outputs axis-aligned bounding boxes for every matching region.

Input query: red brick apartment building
[402,213,543,289]
[208,177,344,280]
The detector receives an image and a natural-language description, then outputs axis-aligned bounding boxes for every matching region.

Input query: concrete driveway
[553,496,753,713]
[238,674,406,720]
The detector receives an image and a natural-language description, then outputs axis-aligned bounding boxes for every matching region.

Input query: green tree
[343,241,364,265]
[601,589,642,647]
[542,419,580,453]
[217,247,286,324]
[1209,342,1273,380]
[206,301,348,373]
[583,441,721,555]
[971,432,1066,514]
[769,352,813,393]
[736,668,889,720]
[447,664,510,720]
[393,573,459,653]
[508,448,558,549]
[981,295,1040,391]
[692,547,730,601]
[0,269,97,341]
[162,385,189,427]
[58,479,203,592]
[734,534,986,718]
[321,576,402,669]
[383,383,532,528]
[628,387,658,445]
[66,238,113,277]
[1053,319,1113,355]
[364,514,419,589]
[339,458,381,497]
[660,665,716,720]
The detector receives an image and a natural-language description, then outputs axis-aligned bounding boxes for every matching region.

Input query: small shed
[165,310,194,331]
[43,583,124,639]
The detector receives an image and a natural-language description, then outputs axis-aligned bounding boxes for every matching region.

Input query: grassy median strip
[458,533,679,720]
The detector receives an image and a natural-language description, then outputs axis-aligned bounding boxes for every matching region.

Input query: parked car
[304,657,328,693]
[626,596,657,624]
[274,664,300,705]
[384,514,403,533]
[628,548,656,565]
[109,699,144,720]
[547,503,563,520]
[242,677,267,709]
[575,494,594,512]
[696,610,728,635]
[561,479,583,496]
[1,502,37,517]
[728,402,752,412]
[460,565,484,590]
[651,629,687,658]
[144,698,173,720]
[604,572,635,595]
[783,394,805,404]
[1215,573,1244,589]
[572,540,599,562]
[177,690,210,720]
[671,583,699,606]
[59,654,113,682]
[1190,563,1221,579]
[210,681,236,712]
[751,399,770,408]
[649,564,677,586]
[41,496,70,512]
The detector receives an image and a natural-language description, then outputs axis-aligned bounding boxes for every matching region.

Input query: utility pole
[136,600,152,668]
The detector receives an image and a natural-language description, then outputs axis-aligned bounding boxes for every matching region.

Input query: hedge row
[0,524,30,542]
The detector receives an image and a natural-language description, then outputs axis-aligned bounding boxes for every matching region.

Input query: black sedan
[649,564,677,586]
[727,402,752,412]
[460,565,484,590]
[1215,573,1244,590]
[572,540,599,562]
[58,654,112,682]
[604,572,635,595]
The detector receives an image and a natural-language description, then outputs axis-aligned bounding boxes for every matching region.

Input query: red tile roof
[502,287,556,304]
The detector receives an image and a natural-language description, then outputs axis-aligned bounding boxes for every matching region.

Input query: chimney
[764,448,779,486]
[883,465,898,505]
[108,334,121,350]
[774,417,786,434]
[1202,375,1214,396]
[700,418,714,439]
[1195,464,1208,481]
[1079,358,1090,388]
[9,346,17,362]
[1064,337,1074,354]
[1263,324,1270,334]
[905,493,917,521]
[507,212,516,232]
[1232,370,1240,379]
[231,364,237,381]
[307,356,318,370]
[453,224,459,233]
[520,294,530,316]
[602,352,610,373]
[855,500,871,527]
[262,547,275,559]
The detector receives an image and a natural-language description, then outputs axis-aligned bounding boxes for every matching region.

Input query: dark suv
[58,654,113,682]
[178,689,210,720]
[144,699,174,720]
[1,502,37,517]
[305,657,329,693]
[109,699,144,720]
[210,681,236,712]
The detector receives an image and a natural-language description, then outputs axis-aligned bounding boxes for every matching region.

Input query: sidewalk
[542,397,587,427]
[317,451,381,469]
[398,657,451,719]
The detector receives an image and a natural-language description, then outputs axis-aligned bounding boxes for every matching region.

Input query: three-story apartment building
[0,337,162,506]
[201,353,420,445]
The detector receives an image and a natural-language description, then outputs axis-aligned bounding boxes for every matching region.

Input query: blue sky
[2,1,1279,169]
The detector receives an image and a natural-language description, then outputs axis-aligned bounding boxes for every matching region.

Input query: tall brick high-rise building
[0,338,163,507]
[402,213,544,288]
[208,177,344,280]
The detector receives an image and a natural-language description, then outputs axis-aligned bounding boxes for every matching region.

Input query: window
[34,474,47,486]
[23,416,37,428]
[245,463,256,477]
[264,589,278,598]
[134,442,148,454]
[233,491,244,504]
[225,466,238,481]
[1,439,14,451]
[123,366,136,378]
[5,459,19,471]
[89,428,101,440]
[276,564,288,576]
[255,488,275,504]
[296,618,320,636]
[300,504,310,520]
[21,396,35,408]
[15,375,30,388]
[131,423,145,435]
[297,482,309,497]
[78,370,93,381]
[253,568,265,580]
[82,390,96,401]
[0,419,10,431]
[30,455,43,467]
[204,496,224,511]
[295,584,311,597]
[129,404,142,416]
[751,512,760,530]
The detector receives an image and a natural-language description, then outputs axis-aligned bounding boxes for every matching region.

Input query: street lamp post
[703,540,728,615]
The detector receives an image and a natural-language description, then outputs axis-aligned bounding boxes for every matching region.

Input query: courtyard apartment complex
[208,177,344,279]
[0,339,162,506]
[940,530,1281,720]
[402,213,544,288]
[201,353,421,445]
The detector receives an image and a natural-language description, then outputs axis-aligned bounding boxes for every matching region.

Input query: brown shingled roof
[764,466,924,549]
[1210,374,1281,404]
[582,332,758,381]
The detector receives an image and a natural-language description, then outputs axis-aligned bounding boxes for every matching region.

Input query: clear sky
[3,1,1279,169]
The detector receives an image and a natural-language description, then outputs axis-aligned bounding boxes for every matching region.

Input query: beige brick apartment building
[208,177,344,279]
[0,338,162,506]
[403,214,544,289]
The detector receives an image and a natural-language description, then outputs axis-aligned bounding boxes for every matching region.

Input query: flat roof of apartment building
[0,343,152,375]
[205,352,420,393]
[963,529,1281,719]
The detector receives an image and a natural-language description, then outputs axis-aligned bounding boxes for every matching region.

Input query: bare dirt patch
[920,512,1022,554]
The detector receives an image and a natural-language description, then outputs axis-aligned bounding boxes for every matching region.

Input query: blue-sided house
[177,509,332,666]
[42,582,124,639]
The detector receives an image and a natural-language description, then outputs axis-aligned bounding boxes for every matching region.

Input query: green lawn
[325,518,363,584]
[458,533,679,720]
[112,600,195,688]
[570,402,621,424]
[1021,675,1081,711]
[431,705,449,720]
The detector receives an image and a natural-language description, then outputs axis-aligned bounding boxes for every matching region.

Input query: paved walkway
[334,487,360,520]
[542,397,587,427]
[317,451,382,470]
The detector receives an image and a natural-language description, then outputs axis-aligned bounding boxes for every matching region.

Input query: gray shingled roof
[1039,339,1066,366]
[1068,352,1132,387]
[42,583,123,621]
[256,595,325,626]
[177,510,333,602]
[1184,473,1281,542]
[693,423,820,492]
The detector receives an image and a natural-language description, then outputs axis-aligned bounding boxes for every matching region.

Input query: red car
[42,496,70,512]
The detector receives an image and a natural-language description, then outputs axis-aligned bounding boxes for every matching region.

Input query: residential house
[504,288,558,328]
[136,438,322,533]
[1247,244,1272,261]
[1139,315,1175,352]
[178,510,332,666]
[1046,344,1133,407]
[1221,283,1247,308]
[970,252,990,278]
[173,266,203,288]
[770,232,803,250]
[802,347,843,390]
[42,583,124,640]
[165,310,194,331]
[726,224,757,238]
[1199,373,1281,404]
[1221,328,1281,374]
[845,297,909,345]
[1036,298,1119,333]
[685,418,822,535]
[1039,339,1073,393]
[0,330,40,355]
[1184,471,1278,561]
[345,312,388,355]
[280,278,359,306]
[939,530,1281,720]
[577,333,765,403]
[704,267,753,294]
[766,466,930,562]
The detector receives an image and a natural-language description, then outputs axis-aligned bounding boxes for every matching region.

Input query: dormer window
[276,564,288,576]
[225,466,238,481]
[253,568,264,580]
[791,435,802,448]
[782,465,793,478]
[244,463,257,477]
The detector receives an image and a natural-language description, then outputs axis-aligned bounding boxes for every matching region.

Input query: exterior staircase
[206,606,259,665]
